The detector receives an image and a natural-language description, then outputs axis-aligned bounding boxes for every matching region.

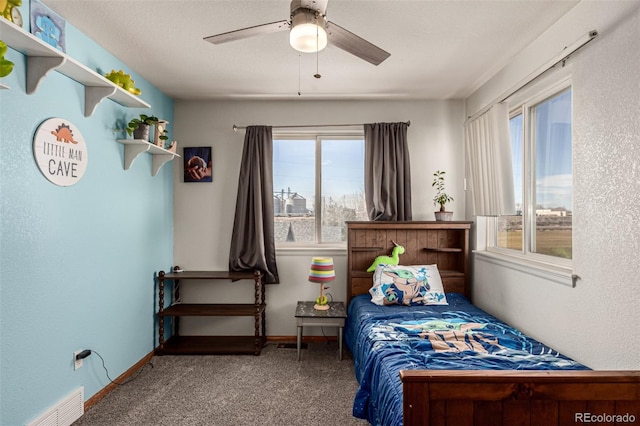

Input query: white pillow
[369,264,448,306]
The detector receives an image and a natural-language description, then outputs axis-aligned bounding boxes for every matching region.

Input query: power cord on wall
[75,349,153,386]
[324,290,334,303]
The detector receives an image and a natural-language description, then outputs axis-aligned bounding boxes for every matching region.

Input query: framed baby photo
[183,147,212,182]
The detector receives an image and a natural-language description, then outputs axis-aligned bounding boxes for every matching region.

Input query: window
[273,134,367,244]
[492,84,573,264]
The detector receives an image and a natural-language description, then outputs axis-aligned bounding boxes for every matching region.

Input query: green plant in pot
[126,114,162,141]
[154,120,169,148]
[432,170,454,221]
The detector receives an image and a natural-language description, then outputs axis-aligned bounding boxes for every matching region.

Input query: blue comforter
[345,293,588,426]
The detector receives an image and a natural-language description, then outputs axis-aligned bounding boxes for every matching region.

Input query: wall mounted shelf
[116,139,180,176]
[0,19,150,116]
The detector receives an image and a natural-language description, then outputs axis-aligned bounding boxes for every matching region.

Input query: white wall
[466,1,640,369]
[172,99,464,336]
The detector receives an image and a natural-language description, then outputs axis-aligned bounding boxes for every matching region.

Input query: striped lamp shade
[308,257,335,283]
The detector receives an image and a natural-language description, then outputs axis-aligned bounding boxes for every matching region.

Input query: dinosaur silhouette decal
[51,123,78,144]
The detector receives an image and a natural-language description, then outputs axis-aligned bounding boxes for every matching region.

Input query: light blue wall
[0,8,174,425]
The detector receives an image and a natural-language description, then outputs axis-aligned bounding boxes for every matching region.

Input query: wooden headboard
[346,221,472,305]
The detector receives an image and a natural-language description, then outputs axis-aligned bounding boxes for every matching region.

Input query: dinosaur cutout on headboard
[366,240,405,272]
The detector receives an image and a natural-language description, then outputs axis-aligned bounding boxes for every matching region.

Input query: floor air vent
[27,387,84,426]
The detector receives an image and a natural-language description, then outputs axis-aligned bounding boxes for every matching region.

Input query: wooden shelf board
[424,247,463,253]
[161,270,257,280]
[158,336,264,355]
[160,303,266,317]
[439,270,465,278]
[346,220,473,229]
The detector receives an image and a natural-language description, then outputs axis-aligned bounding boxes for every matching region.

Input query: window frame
[482,71,574,282]
[272,130,365,249]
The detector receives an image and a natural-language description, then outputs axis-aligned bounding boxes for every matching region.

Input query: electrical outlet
[73,350,83,370]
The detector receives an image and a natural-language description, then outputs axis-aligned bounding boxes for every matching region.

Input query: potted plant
[126,114,164,141]
[432,170,454,221]
[153,120,169,148]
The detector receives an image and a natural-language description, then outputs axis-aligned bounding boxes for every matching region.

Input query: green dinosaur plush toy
[0,40,14,78]
[105,69,142,95]
[366,241,405,272]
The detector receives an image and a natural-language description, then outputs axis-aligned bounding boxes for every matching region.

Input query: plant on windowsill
[432,169,454,221]
[126,114,167,143]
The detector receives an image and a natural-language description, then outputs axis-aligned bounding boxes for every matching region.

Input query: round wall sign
[33,118,88,186]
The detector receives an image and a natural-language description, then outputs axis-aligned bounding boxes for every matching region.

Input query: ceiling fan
[203,0,390,66]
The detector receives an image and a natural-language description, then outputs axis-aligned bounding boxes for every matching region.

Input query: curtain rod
[466,30,598,123]
[232,121,411,132]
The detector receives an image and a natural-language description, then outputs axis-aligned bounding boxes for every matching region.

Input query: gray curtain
[229,126,279,284]
[364,122,412,221]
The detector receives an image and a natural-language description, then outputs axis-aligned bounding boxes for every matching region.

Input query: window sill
[276,245,347,257]
[473,250,577,287]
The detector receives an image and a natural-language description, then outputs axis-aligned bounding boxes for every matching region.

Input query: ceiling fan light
[289,9,327,53]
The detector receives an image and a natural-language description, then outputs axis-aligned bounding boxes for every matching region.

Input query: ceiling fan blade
[326,21,390,66]
[204,20,290,45]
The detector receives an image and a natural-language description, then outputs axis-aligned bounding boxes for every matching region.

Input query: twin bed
[345,221,640,426]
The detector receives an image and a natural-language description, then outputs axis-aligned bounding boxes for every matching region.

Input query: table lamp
[309,257,335,310]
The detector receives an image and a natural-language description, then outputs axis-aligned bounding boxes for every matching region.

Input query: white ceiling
[42,0,579,101]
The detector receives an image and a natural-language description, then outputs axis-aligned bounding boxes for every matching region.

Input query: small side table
[295,301,347,361]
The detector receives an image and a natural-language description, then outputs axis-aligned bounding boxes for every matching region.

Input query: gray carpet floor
[73,342,369,426]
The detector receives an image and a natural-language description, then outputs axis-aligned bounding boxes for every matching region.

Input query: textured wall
[470,2,640,369]
[0,15,174,426]
[571,2,640,367]
[172,99,465,336]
